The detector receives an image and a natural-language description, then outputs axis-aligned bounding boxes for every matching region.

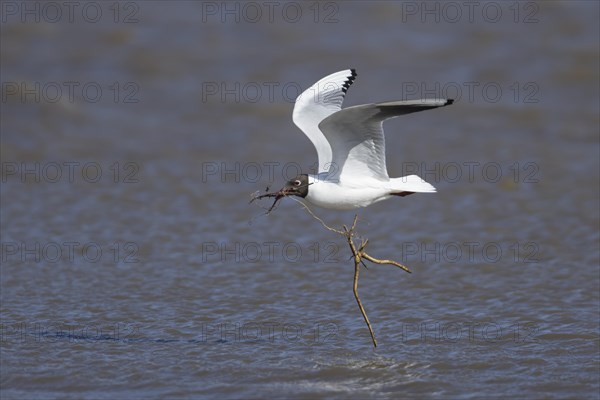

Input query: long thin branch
[294,201,411,347]
[345,215,378,347]
[361,253,411,273]
[352,245,377,347]
[290,197,344,235]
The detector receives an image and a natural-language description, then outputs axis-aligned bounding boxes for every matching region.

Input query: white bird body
[305,175,391,210]
[277,69,453,210]
[305,174,436,210]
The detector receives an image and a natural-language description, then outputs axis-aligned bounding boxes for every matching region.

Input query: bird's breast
[305,180,390,210]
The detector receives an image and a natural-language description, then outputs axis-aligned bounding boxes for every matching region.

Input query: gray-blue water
[1,1,599,399]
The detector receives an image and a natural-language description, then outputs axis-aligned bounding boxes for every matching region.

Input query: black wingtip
[446,99,454,105]
[342,69,358,94]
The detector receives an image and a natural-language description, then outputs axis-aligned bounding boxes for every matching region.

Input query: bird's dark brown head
[281,174,309,198]
[249,174,310,215]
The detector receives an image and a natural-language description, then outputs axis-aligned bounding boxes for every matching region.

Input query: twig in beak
[249,188,288,215]
[249,181,312,215]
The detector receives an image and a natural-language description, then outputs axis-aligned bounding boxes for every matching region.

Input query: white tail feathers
[390,175,436,193]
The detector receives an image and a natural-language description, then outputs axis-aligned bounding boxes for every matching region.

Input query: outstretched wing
[318,99,454,182]
[292,69,357,173]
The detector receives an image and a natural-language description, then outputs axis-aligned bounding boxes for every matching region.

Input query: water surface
[1,2,599,399]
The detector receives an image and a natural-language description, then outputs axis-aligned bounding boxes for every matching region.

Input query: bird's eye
[293,180,301,186]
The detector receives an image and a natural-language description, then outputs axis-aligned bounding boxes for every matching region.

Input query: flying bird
[264,69,453,210]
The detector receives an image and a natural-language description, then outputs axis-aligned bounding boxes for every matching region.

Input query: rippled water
[1,2,599,399]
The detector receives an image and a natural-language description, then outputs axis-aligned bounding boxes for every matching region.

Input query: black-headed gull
[274,69,453,210]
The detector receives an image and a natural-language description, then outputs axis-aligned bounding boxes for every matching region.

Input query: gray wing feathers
[318,99,453,181]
